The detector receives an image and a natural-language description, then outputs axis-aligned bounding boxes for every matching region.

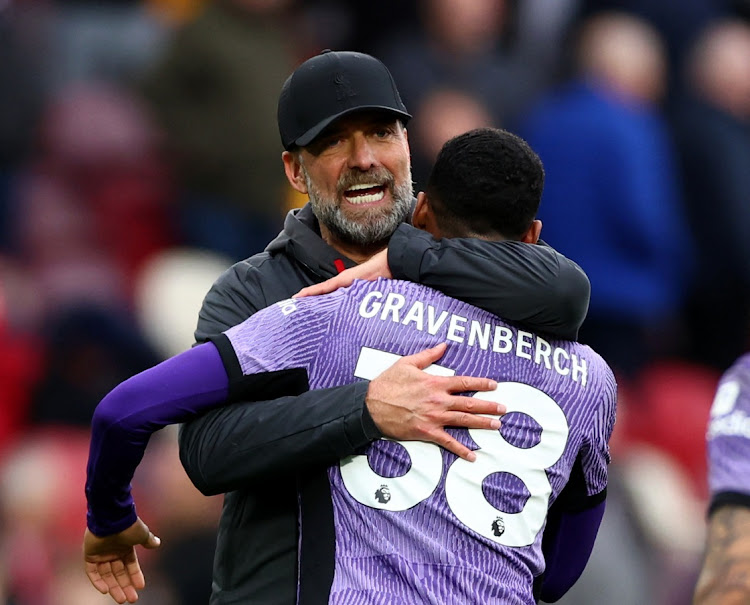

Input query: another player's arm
[541,369,617,602]
[694,503,750,605]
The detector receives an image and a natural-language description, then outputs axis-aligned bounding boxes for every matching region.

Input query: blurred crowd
[1,0,750,603]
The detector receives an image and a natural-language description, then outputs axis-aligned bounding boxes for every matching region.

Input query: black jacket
[179,204,590,604]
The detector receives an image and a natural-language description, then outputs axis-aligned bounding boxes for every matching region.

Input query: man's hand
[294,249,391,298]
[366,343,505,461]
[84,517,161,604]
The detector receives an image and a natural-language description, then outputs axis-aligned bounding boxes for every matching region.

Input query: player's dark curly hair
[426,128,545,240]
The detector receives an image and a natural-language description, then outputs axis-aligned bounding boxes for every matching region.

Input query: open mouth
[344,183,387,204]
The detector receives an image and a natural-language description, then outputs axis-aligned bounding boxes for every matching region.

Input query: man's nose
[347,134,377,170]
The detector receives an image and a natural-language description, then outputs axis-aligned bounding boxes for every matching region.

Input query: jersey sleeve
[707,354,750,511]
[387,224,591,341]
[577,366,618,500]
[86,343,231,536]
[210,295,336,391]
[178,289,382,496]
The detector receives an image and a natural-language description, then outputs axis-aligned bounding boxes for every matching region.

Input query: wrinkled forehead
[316,110,404,139]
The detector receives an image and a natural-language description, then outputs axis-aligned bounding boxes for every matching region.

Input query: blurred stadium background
[1,1,749,603]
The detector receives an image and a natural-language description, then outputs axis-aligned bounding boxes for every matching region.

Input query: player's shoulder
[725,353,750,382]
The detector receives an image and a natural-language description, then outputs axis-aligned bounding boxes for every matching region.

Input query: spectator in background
[408,88,495,192]
[671,20,750,371]
[140,0,299,261]
[576,0,732,94]
[376,0,547,136]
[520,12,694,378]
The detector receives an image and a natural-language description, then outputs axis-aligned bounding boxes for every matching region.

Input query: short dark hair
[426,128,545,240]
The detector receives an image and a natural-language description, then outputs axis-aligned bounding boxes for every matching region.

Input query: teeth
[345,190,385,204]
[347,183,381,191]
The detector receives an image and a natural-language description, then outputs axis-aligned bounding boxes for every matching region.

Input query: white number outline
[340,346,570,547]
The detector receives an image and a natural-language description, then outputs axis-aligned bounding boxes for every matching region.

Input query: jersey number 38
[340,347,570,547]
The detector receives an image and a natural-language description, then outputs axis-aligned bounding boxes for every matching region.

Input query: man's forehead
[319,111,402,136]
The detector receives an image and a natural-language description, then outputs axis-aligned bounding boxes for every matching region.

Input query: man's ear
[282,151,308,194]
[521,219,542,244]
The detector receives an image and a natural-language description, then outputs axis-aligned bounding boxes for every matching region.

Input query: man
[84,128,615,604]
[694,353,750,604]
[178,50,592,605]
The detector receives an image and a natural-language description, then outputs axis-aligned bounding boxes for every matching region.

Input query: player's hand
[365,343,505,461]
[294,249,391,298]
[83,517,161,604]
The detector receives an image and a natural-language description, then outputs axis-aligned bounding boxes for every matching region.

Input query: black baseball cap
[278,50,411,150]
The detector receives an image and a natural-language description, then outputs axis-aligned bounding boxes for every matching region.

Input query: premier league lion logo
[491,516,506,537]
[375,484,392,504]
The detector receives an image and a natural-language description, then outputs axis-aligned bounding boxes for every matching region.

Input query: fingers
[125,552,146,590]
[85,563,110,595]
[449,395,505,416]
[96,561,128,603]
[445,375,498,394]
[93,559,140,604]
[429,430,478,462]
[446,411,502,432]
[294,275,349,298]
[143,531,161,550]
[399,343,447,369]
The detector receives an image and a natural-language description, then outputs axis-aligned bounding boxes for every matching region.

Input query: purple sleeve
[86,343,229,536]
[707,354,750,503]
[540,500,606,602]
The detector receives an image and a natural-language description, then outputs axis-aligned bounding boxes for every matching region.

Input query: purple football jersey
[707,353,750,497]
[223,279,617,605]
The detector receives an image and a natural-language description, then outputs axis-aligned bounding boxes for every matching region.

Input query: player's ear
[520,219,542,244]
[413,192,442,238]
[282,150,308,194]
[412,192,430,230]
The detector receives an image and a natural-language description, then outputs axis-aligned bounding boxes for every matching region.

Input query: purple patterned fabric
[225,278,617,604]
[86,343,229,535]
[707,353,750,497]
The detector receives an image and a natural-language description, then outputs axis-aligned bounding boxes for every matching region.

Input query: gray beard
[304,166,414,247]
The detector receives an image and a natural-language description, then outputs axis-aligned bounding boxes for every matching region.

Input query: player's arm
[694,501,750,605]
[540,369,617,602]
[695,357,750,603]
[298,224,591,340]
[538,461,607,603]
[388,225,590,340]
[84,343,231,604]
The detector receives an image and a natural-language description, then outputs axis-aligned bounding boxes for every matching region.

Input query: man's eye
[374,129,391,138]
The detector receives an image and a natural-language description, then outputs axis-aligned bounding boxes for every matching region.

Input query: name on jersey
[358,290,588,386]
[708,410,750,440]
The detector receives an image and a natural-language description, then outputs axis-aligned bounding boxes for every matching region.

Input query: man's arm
[694,503,750,605]
[180,230,587,495]
[180,342,504,495]
[180,264,505,496]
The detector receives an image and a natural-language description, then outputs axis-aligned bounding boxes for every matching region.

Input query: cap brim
[293,106,412,148]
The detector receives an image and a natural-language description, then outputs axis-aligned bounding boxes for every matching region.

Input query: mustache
[337,167,395,194]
